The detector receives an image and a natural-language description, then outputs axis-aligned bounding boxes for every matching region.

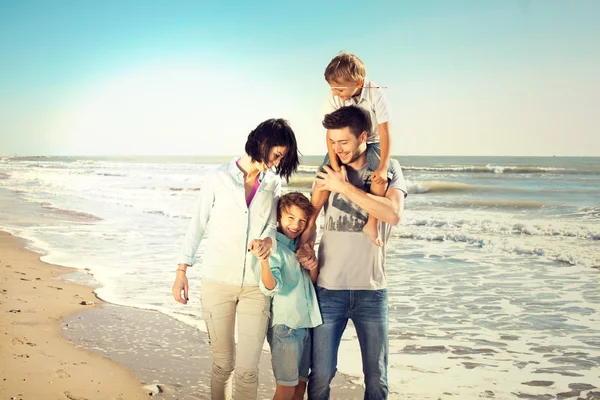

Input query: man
[307,105,407,399]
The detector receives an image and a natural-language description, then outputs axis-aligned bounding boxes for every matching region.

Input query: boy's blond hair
[324,53,366,83]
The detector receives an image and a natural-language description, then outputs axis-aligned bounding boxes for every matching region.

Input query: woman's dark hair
[322,105,371,138]
[245,118,299,181]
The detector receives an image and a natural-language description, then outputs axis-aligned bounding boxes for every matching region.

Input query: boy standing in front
[254,192,322,400]
[300,52,393,247]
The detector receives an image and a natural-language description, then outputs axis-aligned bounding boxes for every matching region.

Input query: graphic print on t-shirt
[325,192,368,232]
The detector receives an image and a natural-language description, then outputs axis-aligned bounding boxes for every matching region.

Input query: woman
[172,118,299,400]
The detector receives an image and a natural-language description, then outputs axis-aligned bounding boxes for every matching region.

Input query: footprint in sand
[63,391,88,400]
[57,369,71,379]
[11,338,24,345]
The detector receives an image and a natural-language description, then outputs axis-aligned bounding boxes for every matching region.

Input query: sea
[0,155,598,399]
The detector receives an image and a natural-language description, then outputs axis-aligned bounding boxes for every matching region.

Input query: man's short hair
[245,118,299,182]
[324,53,366,83]
[277,192,314,221]
[322,106,372,138]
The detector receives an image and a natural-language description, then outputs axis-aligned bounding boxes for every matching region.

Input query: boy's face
[329,127,367,166]
[328,79,364,101]
[278,205,308,240]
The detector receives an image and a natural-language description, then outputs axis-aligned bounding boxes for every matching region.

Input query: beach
[0,231,147,400]
[0,230,363,399]
[1,155,599,399]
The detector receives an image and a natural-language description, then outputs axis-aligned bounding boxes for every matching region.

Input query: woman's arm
[173,173,216,304]
[176,173,216,266]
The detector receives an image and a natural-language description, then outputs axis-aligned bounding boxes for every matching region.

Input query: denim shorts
[319,142,393,179]
[267,324,311,386]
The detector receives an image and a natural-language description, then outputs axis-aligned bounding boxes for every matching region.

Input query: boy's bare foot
[363,218,383,247]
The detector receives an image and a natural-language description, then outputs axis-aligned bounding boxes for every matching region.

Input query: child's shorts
[267,324,311,386]
[319,142,393,180]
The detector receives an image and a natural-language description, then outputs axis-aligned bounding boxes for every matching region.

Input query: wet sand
[0,231,147,399]
[1,230,364,399]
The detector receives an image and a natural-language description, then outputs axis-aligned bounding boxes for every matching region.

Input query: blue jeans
[267,324,311,386]
[308,287,388,400]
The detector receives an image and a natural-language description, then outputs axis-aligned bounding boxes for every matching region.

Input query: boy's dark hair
[324,53,366,83]
[277,192,315,221]
[245,118,299,181]
[322,106,372,139]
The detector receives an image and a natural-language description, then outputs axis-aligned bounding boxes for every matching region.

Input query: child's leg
[363,143,388,247]
[292,381,307,400]
[274,384,296,400]
[362,181,386,247]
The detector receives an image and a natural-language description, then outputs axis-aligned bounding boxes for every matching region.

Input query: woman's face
[259,146,287,172]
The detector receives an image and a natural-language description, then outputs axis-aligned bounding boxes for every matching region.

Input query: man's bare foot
[363,218,383,247]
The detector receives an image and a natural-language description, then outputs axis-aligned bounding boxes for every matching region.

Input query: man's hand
[371,167,388,185]
[315,165,349,194]
[296,243,318,271]
[248,237,272,261]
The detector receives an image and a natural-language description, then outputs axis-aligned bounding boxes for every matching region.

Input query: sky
[0,0,599,157]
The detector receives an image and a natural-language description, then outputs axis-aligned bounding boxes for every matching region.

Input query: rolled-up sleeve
[259,252,283,296]
[176,173,216,266]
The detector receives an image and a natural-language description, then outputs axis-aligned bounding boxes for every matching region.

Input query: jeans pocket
[273,324,294,338]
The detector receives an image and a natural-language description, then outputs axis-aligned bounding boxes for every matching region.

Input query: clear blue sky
[1,0,599,156]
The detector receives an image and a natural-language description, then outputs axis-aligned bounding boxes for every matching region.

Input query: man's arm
[316,165,404,226]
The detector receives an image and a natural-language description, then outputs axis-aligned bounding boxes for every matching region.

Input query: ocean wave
[407,180,487,194]
[405,216,599,241]
[402,165,597,174]
[0,172,10,179]
[96,172,126,177]
[571,206,600,220]
[393,230,599,268]
[298,165,320,173]
[40,204,103,222]
[286,176,315,188]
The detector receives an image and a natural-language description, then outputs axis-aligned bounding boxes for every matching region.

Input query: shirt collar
[227,157,265,184]
[276,231,298,251]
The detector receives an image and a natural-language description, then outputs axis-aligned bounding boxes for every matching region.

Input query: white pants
[201,279,271,400]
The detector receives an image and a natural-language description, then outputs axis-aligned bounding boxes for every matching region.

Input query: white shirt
[321,77,390,144]
[177,159,280,286]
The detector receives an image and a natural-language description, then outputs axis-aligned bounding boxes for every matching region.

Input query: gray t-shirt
[317,158,407,290]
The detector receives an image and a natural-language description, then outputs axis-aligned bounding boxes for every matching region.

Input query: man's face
[328,79,363,101]
[329,127,366,165]
[259,146,287,172]
[278,205,308,240]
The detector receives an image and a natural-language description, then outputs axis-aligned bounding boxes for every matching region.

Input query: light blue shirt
[177,159,280,286]
[260,232,322,329]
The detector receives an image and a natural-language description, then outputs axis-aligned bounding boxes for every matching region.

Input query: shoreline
[0,230,148,399]
[0,230,365,399]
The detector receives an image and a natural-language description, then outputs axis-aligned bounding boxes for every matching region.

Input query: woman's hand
[248,237,272,261]
[172,265,189,304]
